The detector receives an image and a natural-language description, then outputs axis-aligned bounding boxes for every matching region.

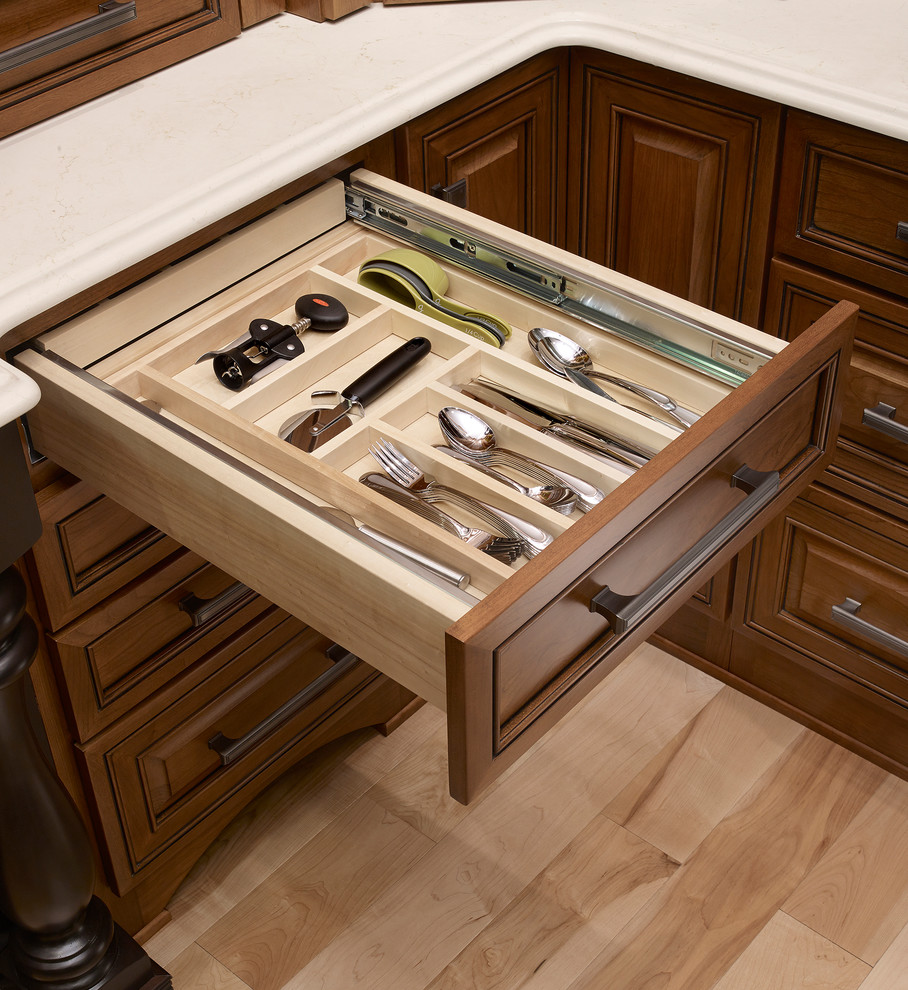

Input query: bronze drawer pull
[832,598,908,658]
[179,580,252,628]
[897,222,908,242]
[590,465,780,634]
[832,598,908,657]
[208,649,359,767]
[430,178,467,208]
[0,2,137,74]
[862,402,908,445]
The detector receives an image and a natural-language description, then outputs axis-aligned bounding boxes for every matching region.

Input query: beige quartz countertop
[1,0,905,340]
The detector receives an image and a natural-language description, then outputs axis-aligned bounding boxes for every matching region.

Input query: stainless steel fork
[359,473,522,563]
[369,439,554,558]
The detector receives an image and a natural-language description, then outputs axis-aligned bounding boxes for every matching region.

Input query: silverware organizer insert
[96,223,739,598]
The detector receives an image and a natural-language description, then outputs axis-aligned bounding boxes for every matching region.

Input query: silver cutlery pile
[459,377,655,472]
[363,438,554,560]
[528,326,701,431]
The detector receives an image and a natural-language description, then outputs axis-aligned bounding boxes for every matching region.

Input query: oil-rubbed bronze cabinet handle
[179,580,251,628]
[862,402,908,445]
[832,598,908,658]
[897,221,908,242]
[0,2,138,74]
[208,649,359,767]
[430,178,467,208]
[590,465,780,635]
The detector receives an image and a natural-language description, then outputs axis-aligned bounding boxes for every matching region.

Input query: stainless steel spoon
[433,445,576,515]
[437,405,605,512]
[528,327,699,429]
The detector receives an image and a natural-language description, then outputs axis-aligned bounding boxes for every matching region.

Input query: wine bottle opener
[196,293,349,391]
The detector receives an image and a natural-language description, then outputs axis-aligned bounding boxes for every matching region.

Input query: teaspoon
[528,327,699,429]
[438,405,604,512]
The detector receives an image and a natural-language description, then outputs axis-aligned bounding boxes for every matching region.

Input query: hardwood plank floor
[142,644,908,990]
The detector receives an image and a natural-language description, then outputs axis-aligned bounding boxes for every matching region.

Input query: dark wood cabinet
[722,111,908,769]
[11,45,908,935]
[775,111,908,301]
[24,473,416,934]
[396,51,569,246]
[567,50,780,326]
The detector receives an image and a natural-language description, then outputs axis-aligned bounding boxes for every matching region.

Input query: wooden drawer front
[456,348,842,774]
[30,475,180,631]
[652,563,735,670]
[765,259,908,522]
[776,111,908,298]
[49,550,264,740]
[82,620,373,873]
[743,497,908,700]
[0,0,241,138]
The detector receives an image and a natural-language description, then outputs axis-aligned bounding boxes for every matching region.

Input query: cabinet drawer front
[743,498,908,700]
[776,111,908,298]
[50,551,265,740]
[447,306,850,799]
[30,475,179,631]
[0,1,241,138]
[765,259,908,523]
[82,620,372,872]
[16,173,855,804]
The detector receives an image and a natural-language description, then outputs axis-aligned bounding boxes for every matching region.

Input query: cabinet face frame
[15,172,855,803]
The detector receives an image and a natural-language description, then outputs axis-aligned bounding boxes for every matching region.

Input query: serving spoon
[438,405,605,512]
[528,327,699,430]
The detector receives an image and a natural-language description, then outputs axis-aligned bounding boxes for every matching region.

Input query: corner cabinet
[0,0,247,139]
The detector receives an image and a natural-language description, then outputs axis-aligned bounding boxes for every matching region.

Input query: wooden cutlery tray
[16,171,857,801]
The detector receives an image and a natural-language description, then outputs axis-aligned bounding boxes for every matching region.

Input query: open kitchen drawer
[14,170,857,802]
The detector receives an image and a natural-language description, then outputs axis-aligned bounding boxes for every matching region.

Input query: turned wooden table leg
[0,412,171,990]
[0,566,172,990]
[0,566,171,989]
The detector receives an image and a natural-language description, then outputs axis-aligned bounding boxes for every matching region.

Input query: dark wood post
[0,419,171,990]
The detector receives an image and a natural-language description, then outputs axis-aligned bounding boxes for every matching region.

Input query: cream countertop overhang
[1,0,905,343]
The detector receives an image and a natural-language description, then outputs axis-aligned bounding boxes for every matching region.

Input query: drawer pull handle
[208,649,359,767]
[831,598,908,658]
[862,402,908,445]
[179,580,251,628]
[590,465,780,634]
[897,222,908,242]
[0,1,138,74]
[430,178,467,208]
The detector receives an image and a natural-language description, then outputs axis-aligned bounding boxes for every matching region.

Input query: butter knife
[324,507,471,590]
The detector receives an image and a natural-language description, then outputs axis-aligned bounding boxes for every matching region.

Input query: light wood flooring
[143,643,908,990]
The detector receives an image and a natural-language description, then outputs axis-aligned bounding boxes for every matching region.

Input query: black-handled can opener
[196,294,349,391]
[280,336,431,451]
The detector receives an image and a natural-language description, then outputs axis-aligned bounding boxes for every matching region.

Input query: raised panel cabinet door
[568,50,780,325]
[398,51,568,245]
